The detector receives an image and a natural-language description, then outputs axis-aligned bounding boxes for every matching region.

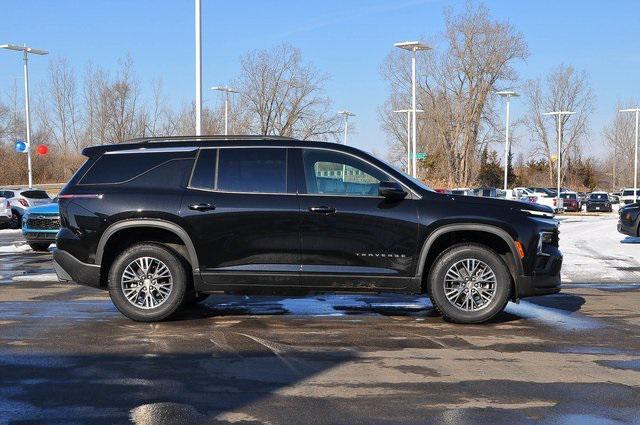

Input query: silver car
[0,188,52,229]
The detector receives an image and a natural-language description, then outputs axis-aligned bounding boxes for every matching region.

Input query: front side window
[216,148,287,193]
[302,149,390,196]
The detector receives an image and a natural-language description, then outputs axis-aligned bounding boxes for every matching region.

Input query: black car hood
[448,194,553,213]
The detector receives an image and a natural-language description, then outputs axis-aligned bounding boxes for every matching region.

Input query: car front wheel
[108,243,187,322]
[10,211,21,229]
[28,242,51,252]
[428,243,511,324]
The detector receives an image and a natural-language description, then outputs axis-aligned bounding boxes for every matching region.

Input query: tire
[29,242,51,252]
[428,243,511,324]
[108,243,188,322]
[9,211,21,229]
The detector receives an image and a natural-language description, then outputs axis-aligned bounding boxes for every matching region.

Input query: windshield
[21,190,51,199]
[590,193,608,201]
[623,190,638,196]
[377,158,433,192]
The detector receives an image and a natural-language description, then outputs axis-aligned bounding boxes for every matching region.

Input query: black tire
[29,242,51,252]
[428,243,511,324]
[9,211,21,229]
[108,243,188,322]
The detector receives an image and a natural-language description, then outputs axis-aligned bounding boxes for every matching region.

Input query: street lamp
[337,111,355,145]
[211,86,238,135]
[543,111,575,210]
[619,108,640,201]
[394,109,424,175]
[496,90,519,191]
[195,0,202,136]
[1,43,48,189]
[394,41,431,178]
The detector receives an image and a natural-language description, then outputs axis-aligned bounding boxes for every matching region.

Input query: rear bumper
[52,248,102,289]
[516,248,562,299]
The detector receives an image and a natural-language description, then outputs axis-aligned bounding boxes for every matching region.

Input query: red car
[560,192,580,212]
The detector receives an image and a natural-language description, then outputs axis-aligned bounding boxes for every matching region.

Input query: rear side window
[216,148,286,193]
[80,150,195,185]
[21,190,50,199]
[190,149,217,190]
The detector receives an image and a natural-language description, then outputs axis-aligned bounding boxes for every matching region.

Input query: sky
[1,0,639,159]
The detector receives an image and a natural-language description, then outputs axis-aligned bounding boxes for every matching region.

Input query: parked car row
[0,187,60,251]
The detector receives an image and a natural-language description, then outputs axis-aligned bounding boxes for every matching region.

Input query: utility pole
[497,91,519,191]
[1,44,49,188]
[620,108,640,200]
[543,111,575,210]
[195,0,202,136]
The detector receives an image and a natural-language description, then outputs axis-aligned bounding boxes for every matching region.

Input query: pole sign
[15,140,27,153]
[415,153,427,160]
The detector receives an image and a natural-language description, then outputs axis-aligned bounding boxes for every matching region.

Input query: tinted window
[217,148,287,193]
[590,193,608,200]
[190,149,217,189]
[623,190,637,196]
[126,158,195,189]
[3,191,15,198]
[302,149,389,196]
[80,150,196,185]
[560,193,577,199]
[21,190,50,199]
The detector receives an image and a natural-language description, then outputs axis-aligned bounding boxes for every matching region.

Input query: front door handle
[189,203,216,212]
[308,206,336,214]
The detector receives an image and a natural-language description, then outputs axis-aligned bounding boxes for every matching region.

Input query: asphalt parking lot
[1,214,640,424]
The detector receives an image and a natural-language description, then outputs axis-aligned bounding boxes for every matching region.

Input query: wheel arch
[96,219,199,271]
[417,224,524,293]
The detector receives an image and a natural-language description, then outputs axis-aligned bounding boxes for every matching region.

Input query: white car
[515,187,563,212]
[0,196,11,227]
[619,188,640,206]
[0,188,53,229]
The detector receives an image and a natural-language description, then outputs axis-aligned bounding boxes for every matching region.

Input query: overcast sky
[1,0,639,159]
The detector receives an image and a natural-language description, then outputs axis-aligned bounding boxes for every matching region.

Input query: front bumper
[23,231,58,242]
[516,246,562,299]
[52,249,102,289]
[618,221,637,237]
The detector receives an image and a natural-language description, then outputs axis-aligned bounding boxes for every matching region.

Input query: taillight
[18,199,29,207]
[5,201,9,209]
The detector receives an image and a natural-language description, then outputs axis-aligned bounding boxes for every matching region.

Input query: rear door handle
[188,203,216,212]
[308,206,336,214]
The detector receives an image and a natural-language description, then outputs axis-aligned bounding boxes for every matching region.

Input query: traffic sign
[415,153,427,160]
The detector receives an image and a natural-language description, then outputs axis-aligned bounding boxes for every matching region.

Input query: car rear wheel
[428,243,511,324]
[108,243,187,322]
[28,242,51,252]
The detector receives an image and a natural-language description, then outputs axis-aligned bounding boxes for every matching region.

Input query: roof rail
[124,135,298,144]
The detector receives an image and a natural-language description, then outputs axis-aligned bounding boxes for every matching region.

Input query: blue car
[21,200,60,252]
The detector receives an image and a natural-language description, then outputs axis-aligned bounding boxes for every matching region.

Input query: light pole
[195,0,202,136]
[394,109,424,175]
[496,90,519,191]
[619,108,640,200]
[211,86,238,135]
[1,44,48,189]
[543,111,575,210]
[394,41,431,178]
[338,111,355,145]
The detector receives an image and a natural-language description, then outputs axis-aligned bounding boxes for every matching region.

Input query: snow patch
[12,273,58,282]
[506,301,601,330]
[0,244,31,253]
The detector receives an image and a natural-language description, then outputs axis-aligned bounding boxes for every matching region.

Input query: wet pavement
[1,219,640,424]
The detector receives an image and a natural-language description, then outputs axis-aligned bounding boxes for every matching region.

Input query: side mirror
[379,181,407,200]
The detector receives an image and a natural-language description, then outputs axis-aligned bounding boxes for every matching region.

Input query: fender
[95,219,199,270]
[416,223,524,279]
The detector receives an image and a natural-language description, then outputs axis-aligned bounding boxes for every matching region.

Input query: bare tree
[380,3,527,186]
[523,64,595,183]
[236,44,340,140]
[603,100,637,189]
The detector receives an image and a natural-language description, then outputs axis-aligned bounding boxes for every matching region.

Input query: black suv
[53,136,562,323]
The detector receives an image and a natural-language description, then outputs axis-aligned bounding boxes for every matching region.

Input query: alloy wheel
[120,256,173,310]
[443,258,497,312]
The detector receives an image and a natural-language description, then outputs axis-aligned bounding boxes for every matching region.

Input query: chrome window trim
[104,147,198,155]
